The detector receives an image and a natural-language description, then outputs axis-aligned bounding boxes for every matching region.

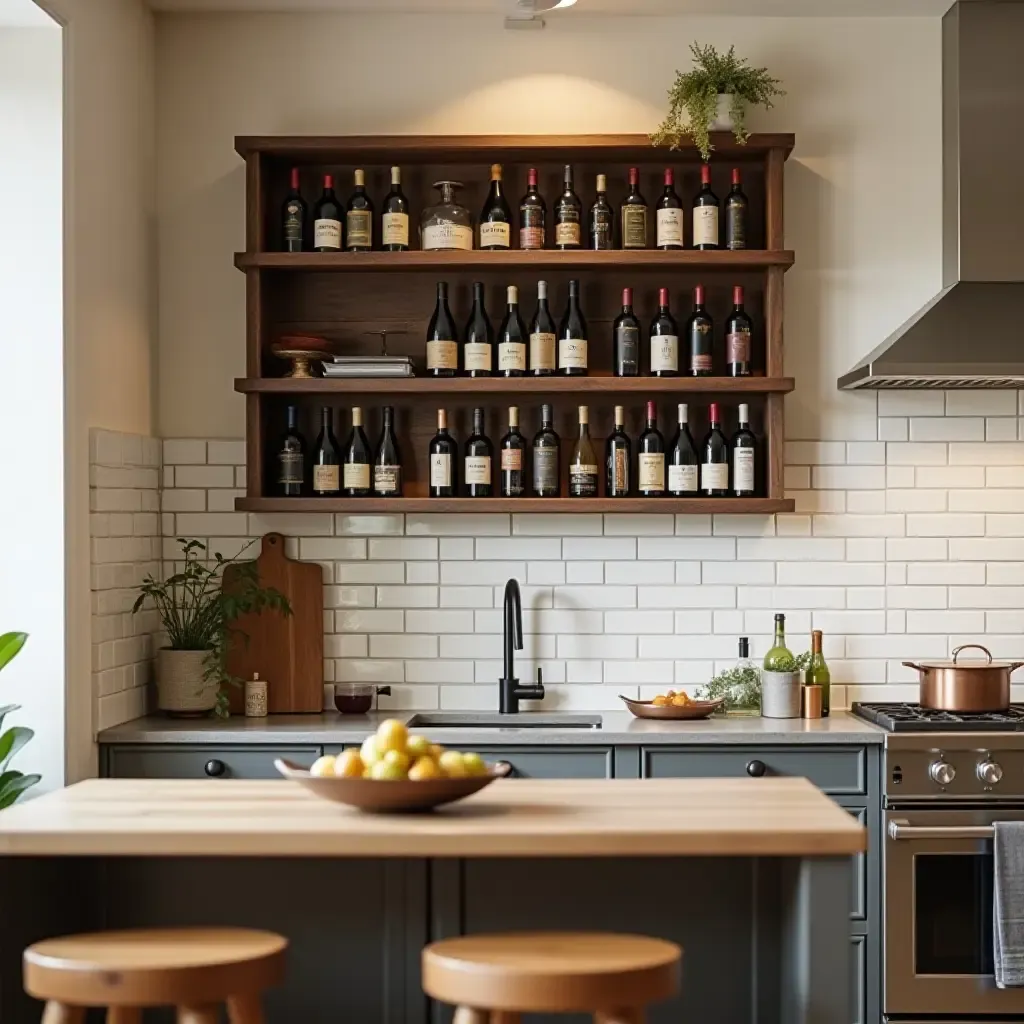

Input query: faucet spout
[500,578,537,713]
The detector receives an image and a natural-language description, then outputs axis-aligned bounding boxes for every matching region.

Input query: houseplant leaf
[0,725,34,772]
[0,632,28,673]
[0,770,41,810]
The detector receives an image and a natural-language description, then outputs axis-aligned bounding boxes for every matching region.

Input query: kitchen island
[0,777,863,1024]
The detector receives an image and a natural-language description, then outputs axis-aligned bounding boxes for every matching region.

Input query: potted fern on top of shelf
[652,42,785,161]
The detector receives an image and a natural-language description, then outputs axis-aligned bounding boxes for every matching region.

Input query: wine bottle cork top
[354,169,365,186]
[596,173,607,191]
[508,285,518,304]
[491,163,502,179]
[437,409,448,428]
[614,405,624,421]
[579,405,589,424]
[678,403,688,420]
[352,407,363,426]
[509,406,519,426]
[391,166,401,182]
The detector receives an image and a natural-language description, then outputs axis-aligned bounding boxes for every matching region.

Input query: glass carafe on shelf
[421,181,473,251]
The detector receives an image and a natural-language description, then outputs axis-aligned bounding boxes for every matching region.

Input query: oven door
[885,807,1024,1016]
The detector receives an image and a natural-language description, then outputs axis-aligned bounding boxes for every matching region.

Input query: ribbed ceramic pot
[710,93,736,131]
[760,671,802,719]
[157,648,217,715]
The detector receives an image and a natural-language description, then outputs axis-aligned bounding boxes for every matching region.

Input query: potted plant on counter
[135,539,290,718]
[651,42,785,161]
[0,631,40,808]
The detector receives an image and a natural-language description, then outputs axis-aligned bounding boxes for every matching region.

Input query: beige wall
[155,11,942,441]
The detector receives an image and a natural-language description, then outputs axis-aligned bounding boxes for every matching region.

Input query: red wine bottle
[462,281,493,378]
[426,282,458,378]
[429,409,458,498]
[621,167,648,249]
[668,403,699,497]
[519,168,546,250]
[529,280,556,376]
[726,285,753,377]
[589,174,614,250]
[606,405,631,498]
[650,287,679,377]
[692,164,719,250]
[464,407,493,498]
[613,287,640,377]
[687,284,714,377]
[281,168,306,253]
[725,168,748,250]
[701,402,730,497]
[312,406,341,496]
[554,165,582,250]
[732,403,756,497]
[557,279,587,376]
[638,401,666,497]
[313,174,343,252]
[656,169,684,249]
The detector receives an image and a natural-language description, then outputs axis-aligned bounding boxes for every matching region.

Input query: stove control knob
[978,760,1003,786]
[930,760,956,787]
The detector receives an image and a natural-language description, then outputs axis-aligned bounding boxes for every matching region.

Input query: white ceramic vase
[157,648,217,715]
[760,670,802,719]
[710,93,736,131]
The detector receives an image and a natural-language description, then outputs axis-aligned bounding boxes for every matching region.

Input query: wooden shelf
[235,249,795,273]
[236,376,795,396]
[236,496,795,515]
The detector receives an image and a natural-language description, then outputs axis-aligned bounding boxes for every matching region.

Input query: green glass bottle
[762,613,793,671]
[805,629,831,716]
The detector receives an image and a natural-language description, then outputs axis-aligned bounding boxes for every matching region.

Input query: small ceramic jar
[245,673,268,718]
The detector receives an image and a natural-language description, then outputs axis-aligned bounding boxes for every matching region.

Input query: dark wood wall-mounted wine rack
[233,133,795,515]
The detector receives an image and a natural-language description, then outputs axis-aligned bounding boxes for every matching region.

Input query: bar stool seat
[423,931,681,1021]
[24,927,287,1023]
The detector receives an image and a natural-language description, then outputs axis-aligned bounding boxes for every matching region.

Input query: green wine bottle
[762,613,793,671]
[805,629,831,716]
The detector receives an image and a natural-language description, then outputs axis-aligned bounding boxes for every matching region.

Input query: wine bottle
[479,163,512,250]
[655,168,684,249]
[462,281,493,378]
[373,405,402,497]
[529,280,557,376]
[554,164,582,250]
[428,409,457,498]
[277,404,306,497]
[381,166,409,252]
[763,614,794,671]
[621,167,648,250]
[313,174,343,252]
[464,407,493,498]
[589,173,614,250]
[345,169,374,252]
[667,403,699,497]
[613,287,640,377]
[497,285,527,377]
[532,403,560,498]
[312,406,341,496]
[726,285,753,377]
[281,168,306,253]
[732,403,756,497]
[725,168,748,251]
[692,164,720,250]
[606,405,631,498]
[806,630,831,716]
[687,284,714,377]
[569,406,599,498]
[637,400,666,497]
[500,406,526,498]
[558,278,588,376]
[650,287,679,377]
[701,402,729,497]
[426,282,458,378]
[342,406,372,497]
[519,167,546,250]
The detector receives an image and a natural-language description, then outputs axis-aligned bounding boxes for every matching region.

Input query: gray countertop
[97,709,884,746]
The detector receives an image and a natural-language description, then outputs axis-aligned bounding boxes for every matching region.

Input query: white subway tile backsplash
[885,586,948,609]
[673,515,712,535]
[336,514,405,536]
[812,514,904,536]
[905,610,986,633]
[986,514,1024,536]
[877,418,908,442]
[950,442,1024,465]
[907,561,986,585]
[299,538,367,561]
[886,489,946,513]
[512,514,599,536]
[441,561,525,585]
[737,538,845,561]
[786,441,846,465]
[812,466,886,490]
[405,610,474,633]
[906,513,985,537]
[605,610,674,635]
[987,563,1024,585]
[703,561,774,584]
[950,538,1024,560]
[638,586,735,609]
[950,587,1024,608]
[554,586,636,609]
[410,514,509,536]
[370,537,438,560]
[886,443,948,466]
[439,586,494,608]
[951,490,1024,512]
[407,562,440,584]
[174,465,235,489]
[988,418,1020,442]
[887,537,947,560]
[562,537,637,560]
[605,561,674,584]
[947,391,1019,417]
[527,561,566,585]
[847,442,886,465]
[566,562,604,584]
[916,466,985,488]
[603,514,674,536]
[476,537,561,560]
[163,439,206,465]
[910,417,984,442]
[640,537,735,560]
[878,391,945,416]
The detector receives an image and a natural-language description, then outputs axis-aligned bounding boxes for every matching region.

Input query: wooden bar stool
[423,931,681,1023]
[23,927,287,1023]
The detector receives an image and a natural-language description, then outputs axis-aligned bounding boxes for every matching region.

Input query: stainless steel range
[852,702,1024,1022]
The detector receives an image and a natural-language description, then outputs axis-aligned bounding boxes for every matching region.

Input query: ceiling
[0,0,55,26]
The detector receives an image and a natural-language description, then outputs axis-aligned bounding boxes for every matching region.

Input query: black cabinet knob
[204,759,226,778]
[746,759,767,778]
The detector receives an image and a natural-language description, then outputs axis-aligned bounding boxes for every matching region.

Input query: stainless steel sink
[405,713,602,730]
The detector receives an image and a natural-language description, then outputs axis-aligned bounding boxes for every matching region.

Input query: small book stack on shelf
[322,355,415,379]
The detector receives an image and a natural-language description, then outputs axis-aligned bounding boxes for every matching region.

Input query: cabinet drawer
[467,747,613,779]
[851,933,867,1024]
[105,745,321,780]
[839,802,868,922]
[642,746,867,795]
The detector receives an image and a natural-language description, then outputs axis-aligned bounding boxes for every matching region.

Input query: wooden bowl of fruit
[620,691,725,721]
[275,719,503,813]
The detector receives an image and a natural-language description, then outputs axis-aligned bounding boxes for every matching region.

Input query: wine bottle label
[284,203,303,244]
[346,210,372,248]
[530,332,556,371]
[343,463,370,490]
[555,219,581,247]
[693,205,719,246]
[616,327,639,374]
[278,451,304,485]
[570,464,599,497]
[622,204,647,248]
[638,453,666,492]
[591,211,613,250]
[726,201,747,249]
[656,208,684,247]
[422,222,473,251]
[651,334,679,373]
[733,448,755,493]
[430,453,452,488]
[313,218,342,250]
[558,337,587,370]
[533,447,559,492]
[727,330,751,365]
[464,342,492,373]
[610,449,629,493]
[668,464,698,494]
[313,464,340,492]
[701,462,729,490]
[479,221,511,249]
[498,342,526,373]
[427,339,458,370]
[374,465,401,494]
[519,204,544,249]
[382,212,409,247]
[690,352,713,373]
[464,455,491,485]
[501,448,523,471]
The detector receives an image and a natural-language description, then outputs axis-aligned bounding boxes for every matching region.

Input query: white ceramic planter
[710,93,736,131]
[157,648,217,715]
[760,670,802,719]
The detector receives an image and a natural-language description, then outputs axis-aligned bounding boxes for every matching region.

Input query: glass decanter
[420,180,473,251]
[726,636,761,716]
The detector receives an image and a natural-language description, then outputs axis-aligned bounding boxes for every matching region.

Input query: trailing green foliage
[697,650,811,714]
[651,42,785,160]
[0,631,40,809]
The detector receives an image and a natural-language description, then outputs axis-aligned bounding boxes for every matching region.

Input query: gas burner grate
[852,702,1024,733]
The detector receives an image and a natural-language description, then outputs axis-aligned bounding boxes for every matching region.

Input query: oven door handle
[888,819,995,841]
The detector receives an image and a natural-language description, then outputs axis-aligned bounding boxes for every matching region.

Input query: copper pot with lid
[903,644,1024,712]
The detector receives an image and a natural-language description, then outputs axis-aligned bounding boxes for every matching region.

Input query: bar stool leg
[227,993,266,1023]
[107,1011,142,1024]
[177,1006,221,1024]
[594,1011,645,1024]
[42,1005,85,1024]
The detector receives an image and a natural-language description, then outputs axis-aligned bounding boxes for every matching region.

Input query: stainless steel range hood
[839,1,1024,390]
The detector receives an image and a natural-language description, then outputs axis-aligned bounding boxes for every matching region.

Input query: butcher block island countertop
[0,776,864,858]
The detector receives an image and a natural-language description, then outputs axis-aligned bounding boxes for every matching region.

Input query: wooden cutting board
[224,533,324,714]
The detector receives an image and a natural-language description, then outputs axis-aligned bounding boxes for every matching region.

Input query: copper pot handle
[902,661,928,672]
[952,644,993,664]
